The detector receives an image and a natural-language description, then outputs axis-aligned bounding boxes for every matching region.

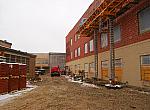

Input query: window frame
[100,33,108,48]
[138,6,150,34]
[77,47,81,57]
[84,43,88,54]
[141,55,150,65]
[74,49,77,58]
[114,25,121,42]
[89,39,94,52]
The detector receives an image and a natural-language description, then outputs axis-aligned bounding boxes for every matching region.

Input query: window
[115,59,122,67]
[84,43,88,54]
[89,39,94,52]
[84,63,89,72]
[139,7,150,33]
[89,62,95,75]
[75,49,77,58]
[71,52,73,59]
[114,25,121,42]
[101,33,108,48]
[77,64,80,71]
[75,34,80,42]
[84,63,89,78]
[101,61,108,68]
[78,35,80,40]
[70,38,72,46]
[75,35,77,42]
[141,55,150,81]
[141,55,150,65]
[79,18,87,26]
[90,62,95,69]
[78,47,81,56]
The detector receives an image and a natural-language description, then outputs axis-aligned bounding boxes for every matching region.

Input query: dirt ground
[0,75,150,110]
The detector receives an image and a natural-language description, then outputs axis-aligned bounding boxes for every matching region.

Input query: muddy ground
[0,75,150,110]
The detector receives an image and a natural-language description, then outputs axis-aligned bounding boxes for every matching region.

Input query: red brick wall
[99,0,150,53]
[66,0,150,63]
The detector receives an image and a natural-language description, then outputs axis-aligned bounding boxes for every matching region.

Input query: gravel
[0,75,150,110]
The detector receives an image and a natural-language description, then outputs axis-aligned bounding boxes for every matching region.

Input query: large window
[101,33,108,48]
[114,25,121,42]
[139,7,150,33]
[89,39,94,52]
[78,47,81,56]
[84,43,88,54]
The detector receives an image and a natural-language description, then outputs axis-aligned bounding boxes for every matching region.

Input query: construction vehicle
[50,66,61,77]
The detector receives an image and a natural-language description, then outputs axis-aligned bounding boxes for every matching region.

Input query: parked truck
[50,66,61,77]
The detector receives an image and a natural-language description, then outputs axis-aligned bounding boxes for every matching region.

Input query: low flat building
[49,52,66,70]
[33,52,66,73]
[0,40,36,78]
[33,53,49,70]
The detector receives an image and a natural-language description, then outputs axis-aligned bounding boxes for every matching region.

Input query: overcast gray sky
[0,0,93,53]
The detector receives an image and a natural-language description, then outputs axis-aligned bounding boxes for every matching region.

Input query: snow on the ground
[81,83,99,88]
[65,75,99,88]
[0,84,37,105]
[68,78,83,84]
[129,89,150,95]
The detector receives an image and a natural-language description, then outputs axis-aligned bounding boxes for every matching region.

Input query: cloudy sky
[0,0,93,53]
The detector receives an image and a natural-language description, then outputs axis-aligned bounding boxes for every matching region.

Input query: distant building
[33,52,66,73]
[49,52,66,70]
[0,40,36,78]
[33,53,49,70]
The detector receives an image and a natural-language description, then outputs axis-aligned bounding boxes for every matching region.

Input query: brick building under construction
[66,0,150,87]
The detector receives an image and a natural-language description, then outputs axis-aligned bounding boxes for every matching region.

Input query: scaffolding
[77,0,139,82]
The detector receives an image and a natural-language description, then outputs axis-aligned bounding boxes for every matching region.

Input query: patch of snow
[64,75,71,79]
[105,84,123,88]
[81,83,99,88]
[0,84,37,105]
[68,78,83,84]
[129,89,150,95]
[66,76,99,88]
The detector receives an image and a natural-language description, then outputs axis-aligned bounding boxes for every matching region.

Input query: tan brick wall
[66,39,150,87]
